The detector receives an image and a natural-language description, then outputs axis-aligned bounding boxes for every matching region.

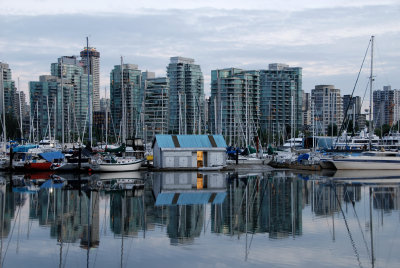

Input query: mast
[18,79,23,143]
[369,36,374,150]
[245,76,249,147]
[61,58,64,148]
[161,87,164,134]
[0,66,6,149]
[86,37,93,148]
[105,87,108,146]
[36,100,39,143]
[47,96,51,141]
[121,56,126,143]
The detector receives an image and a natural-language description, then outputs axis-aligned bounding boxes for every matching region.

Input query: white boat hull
[332,156,400,170]
[98,159,144,172]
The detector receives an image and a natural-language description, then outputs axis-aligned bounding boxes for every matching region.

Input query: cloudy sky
[1,0,399,99]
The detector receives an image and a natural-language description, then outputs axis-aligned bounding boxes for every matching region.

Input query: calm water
[0,170,399,267]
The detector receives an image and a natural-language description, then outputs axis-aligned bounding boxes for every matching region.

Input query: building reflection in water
[152,172,226,245]
[109,190,146,238]
[28,186,100,249]
[0,170,400,260]
[212,172,303,239]
[373,187,400,211]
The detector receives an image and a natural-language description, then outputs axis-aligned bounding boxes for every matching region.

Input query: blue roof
[155,192,227,206]
[39,151,64,162]
[154,135,227,148]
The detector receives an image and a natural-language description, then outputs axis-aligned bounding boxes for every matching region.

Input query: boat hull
[332,157,400,170]
[25,162,52,171]
[98,159,144,172]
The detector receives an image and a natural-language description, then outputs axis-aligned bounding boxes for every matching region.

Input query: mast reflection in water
[0,171,398,267]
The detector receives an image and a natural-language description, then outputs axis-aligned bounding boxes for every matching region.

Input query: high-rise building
[80,47,100,112]
[0,62,17,116]
[342,95,362,130]
[210,68,260,146]
[110,63,142,139]
[302,92,311,127]
[167,57,204,134]
[259,64,302,140]
[14,90,29,138]
[143,77,169,143]
[311,85,343,135]
[29,75,60,141]
[50,56,91,142]
[342,95,361,117]
[373,86,398,127]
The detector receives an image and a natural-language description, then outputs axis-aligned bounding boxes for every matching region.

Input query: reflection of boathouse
[152,135,227,169]
[152,172,227,244]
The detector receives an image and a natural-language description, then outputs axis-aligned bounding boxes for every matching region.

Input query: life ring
[96,181,103,187]
[97,159,102,165]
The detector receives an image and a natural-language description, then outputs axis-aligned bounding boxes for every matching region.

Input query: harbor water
[0,170,399,267]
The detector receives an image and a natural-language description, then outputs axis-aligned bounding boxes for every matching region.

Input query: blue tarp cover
[39,151,64,162]
[13,145,39,152]
[155,192,227,206]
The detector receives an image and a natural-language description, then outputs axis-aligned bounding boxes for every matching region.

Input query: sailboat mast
[105,86,108,146]
[87,37,93,148]
[47,96,51,141]
[18,78,23,143]
[0,67,6,149]
[369,35,374,150]
[36,100,39,143]
[121,56,126,143]
[61,58,64,148]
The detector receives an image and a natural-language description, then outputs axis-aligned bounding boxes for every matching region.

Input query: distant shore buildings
[1,51,399,145]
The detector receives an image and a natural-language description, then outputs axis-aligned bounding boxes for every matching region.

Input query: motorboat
[330,151,400,170]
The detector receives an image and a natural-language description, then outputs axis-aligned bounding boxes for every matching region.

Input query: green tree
[375,124,391,138]
[327,123,338,136]
[0,113,20,140]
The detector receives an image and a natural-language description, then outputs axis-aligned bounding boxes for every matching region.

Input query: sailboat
[91,57,144,172]
[330,36,400,170]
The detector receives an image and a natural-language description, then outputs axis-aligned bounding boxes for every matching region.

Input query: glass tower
[110,64,142,140]
[210,68,260,147]
[259,64,302,143]
[143,77,169,143]
[167,57,204,134]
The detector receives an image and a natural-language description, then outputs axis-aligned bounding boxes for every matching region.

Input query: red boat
[24,151,64,171]
[24,161,53,171]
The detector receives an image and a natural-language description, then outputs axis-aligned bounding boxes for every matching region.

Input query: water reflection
[0,171,398,267]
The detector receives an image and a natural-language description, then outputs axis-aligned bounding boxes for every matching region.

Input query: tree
[327,123,338,136]
[0,113,20,140]
[375,124,391,138]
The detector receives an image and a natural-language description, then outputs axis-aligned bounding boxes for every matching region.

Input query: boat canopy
[39,151,64,162]
[13,144,39,152]
[105,143,126,153]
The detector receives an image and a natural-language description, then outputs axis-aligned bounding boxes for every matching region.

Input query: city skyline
[0,0,399,99]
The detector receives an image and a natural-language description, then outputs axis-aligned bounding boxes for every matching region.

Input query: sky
[0,0,399,101]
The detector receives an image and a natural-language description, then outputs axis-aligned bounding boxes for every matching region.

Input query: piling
[9,146,13,171]
[78,147,82,171]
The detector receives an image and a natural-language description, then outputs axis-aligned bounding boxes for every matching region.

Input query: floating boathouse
[152,135,227,169]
